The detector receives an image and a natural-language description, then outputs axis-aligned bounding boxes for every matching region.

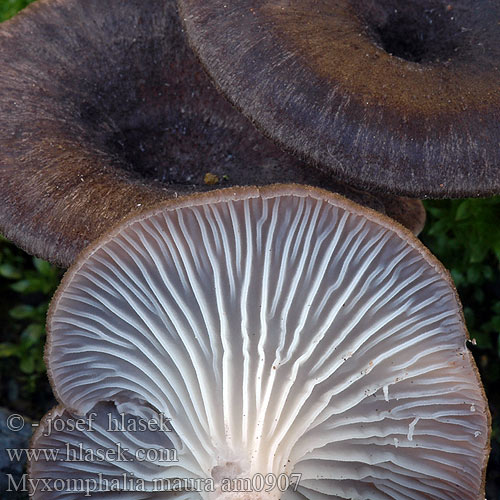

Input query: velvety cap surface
[178,0,500,198]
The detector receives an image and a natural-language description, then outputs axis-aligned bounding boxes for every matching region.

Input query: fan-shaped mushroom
[30,185,488,499]
[0,0,425,268]
[178,0,500,198]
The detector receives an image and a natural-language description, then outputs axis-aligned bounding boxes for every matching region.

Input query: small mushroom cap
[178,0,500,198]
[38,185,489,499]
[0,0,424,268]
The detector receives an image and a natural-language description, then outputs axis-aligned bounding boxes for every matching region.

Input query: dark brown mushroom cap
[178,0,500,198]
[381,197,426,237]
[0,0,425,268]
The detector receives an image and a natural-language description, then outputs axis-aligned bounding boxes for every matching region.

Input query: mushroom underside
[31,185,489,499]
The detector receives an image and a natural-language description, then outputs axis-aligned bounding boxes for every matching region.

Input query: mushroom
[0,0,426,269]
[30,185,489,498]
[178,0,500,198]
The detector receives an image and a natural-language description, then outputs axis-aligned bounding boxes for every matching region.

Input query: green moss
[0,0,36,22]
[421,197,500,456]
[0,236,62,406]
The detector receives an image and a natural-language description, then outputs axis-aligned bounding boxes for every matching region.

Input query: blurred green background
[0,0,499,498]
[0,0,33,22]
